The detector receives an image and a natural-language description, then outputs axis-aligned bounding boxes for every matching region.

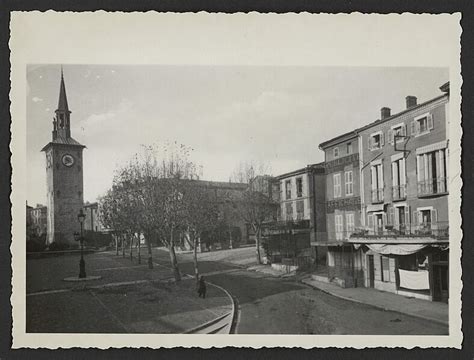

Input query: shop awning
[366,243,427,255]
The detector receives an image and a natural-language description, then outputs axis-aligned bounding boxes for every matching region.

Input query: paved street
[165,247,449,335]
[26,246,448,335]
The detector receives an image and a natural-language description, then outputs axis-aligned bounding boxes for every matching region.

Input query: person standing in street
[197,276,207,298]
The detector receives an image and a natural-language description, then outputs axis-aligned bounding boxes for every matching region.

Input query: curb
[301,278,448,327]
[181,280,237,334]
[207,281,238,334]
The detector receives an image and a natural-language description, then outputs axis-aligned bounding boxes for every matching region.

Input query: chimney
[381,107,391,120]
[406,96,417,109]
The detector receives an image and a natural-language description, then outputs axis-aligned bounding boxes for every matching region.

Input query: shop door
[368,255,375,288]
[433,264,449,303]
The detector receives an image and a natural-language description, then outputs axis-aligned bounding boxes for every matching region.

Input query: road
[154,247,448,335]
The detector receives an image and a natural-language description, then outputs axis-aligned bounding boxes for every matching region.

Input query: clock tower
[41,69,86,246]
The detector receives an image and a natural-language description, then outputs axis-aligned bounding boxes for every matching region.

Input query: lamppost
[75,209,87,278]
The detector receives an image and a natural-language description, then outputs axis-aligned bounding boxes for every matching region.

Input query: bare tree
[229,161,277,264]
[136,143,201,281]
[183,181,219,285]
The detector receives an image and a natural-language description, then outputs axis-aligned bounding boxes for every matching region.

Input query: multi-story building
[264,164,325,265]
[318,133,364,287]
[277,167,313,224]
[348,82,450,302]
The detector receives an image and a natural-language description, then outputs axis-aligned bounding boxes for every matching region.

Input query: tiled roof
[319,84,449,149]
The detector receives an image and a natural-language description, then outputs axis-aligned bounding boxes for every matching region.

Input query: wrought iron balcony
[351,221,449,239]
[417,177,448,197]
[391,185,406,201]
[371,188,384,204]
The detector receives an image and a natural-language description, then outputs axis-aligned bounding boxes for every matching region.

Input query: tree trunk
[255,227,262,264]
[130,235,133,261]
[115,235,119,256]
[146,236,153,269]
[137,234,141,264]
[192,233,199,286]
[169,228,181,282]
[121,235,125,258]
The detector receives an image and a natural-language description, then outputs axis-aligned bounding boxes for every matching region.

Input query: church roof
[57,69,69,112]
[41,135,85,151]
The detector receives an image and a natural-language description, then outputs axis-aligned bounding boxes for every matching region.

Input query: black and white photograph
[10,12,462,349]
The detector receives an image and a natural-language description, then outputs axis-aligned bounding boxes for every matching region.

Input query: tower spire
[57,66,69,112]
[54,67,72,139]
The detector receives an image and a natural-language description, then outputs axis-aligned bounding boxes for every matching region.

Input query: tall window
[296,200,304,220]
[333,173,342,198]
[285,202,293,221]
[335,215,343,241]
[346,213,355,234]
[417,149,447,196]
[296,177,303,198]
[285,180,291,200]
[344,170,353,196]
[370,163,384,203]
[391,158,406,200]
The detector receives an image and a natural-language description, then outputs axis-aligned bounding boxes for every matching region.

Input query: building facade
[83,202,106,233]
[350,84,450,302]
[318,133,364,287]
[41,70,86,246]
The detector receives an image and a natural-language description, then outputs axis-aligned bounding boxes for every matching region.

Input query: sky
[26,65,448,206]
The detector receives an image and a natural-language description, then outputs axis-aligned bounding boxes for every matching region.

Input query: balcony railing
[351,221,449,239]
[263,219,311,232]
[371,188,384,204]
[391,185,406,201]
[418,177,448,197]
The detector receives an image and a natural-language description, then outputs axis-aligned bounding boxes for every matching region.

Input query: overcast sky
[26,65,448,206]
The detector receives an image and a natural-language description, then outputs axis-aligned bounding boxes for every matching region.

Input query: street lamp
[75,209,87,278]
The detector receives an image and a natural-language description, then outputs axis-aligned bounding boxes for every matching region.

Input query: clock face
[62,154,75,167]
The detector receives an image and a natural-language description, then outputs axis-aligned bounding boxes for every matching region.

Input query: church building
[41,70,86,246]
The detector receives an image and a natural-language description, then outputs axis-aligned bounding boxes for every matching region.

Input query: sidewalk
[301,277,448,326]
[247,264,295,278]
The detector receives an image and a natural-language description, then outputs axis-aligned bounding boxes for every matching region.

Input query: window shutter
[388,129,393,144]
[410,121,416,136]
[382,213,387,227]
[388,206,395,225]
[412,210,418,225]
[418,211,423,225]
[428,113,434,130]
[368,214,374,228]
[405,206,410,225]
[431,209,438,224]
[380,132,385,146]
[415,120,421,135]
